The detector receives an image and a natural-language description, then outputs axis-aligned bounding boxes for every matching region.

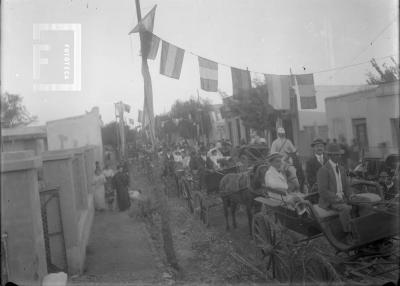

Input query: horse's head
[250,164,270,189]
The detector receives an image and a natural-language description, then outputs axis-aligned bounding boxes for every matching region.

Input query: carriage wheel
[181,181,193,213]
[252,213,290,282]
[303,253,340,283]
[202,199,210,227]
[193,192,203,221]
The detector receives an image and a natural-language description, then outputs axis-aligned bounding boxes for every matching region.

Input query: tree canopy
[1,92,37,128]
[366,57,399,85]
[157,97,212,141]
[223,83,278,134]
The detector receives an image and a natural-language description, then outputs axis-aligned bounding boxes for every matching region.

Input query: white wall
[46,108,103,164]
[326,82,399,156]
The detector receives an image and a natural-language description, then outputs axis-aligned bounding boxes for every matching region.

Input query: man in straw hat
[317,143,355,242]
[306,138,327,189]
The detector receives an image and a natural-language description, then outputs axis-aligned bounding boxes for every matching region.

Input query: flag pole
[134,0,156,151]
[197,89,203,142]
[289,68,301,148]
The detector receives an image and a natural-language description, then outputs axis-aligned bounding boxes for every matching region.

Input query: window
[352,118,369,151]
[332,118,346,140]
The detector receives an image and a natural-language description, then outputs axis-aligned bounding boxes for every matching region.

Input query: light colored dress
[93,173,107,210]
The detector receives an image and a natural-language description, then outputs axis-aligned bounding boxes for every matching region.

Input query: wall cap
[42,150,75,161]
[1,156,42,172]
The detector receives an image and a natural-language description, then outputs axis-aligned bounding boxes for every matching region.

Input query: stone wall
[42,147,95,275]
[1,151,48,285]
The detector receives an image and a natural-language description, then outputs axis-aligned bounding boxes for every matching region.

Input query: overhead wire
[142,31,397,77]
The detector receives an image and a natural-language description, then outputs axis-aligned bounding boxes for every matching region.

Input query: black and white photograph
[1,0,399,285]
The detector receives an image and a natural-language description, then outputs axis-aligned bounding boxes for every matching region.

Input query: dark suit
[306,154,327,188]
[317,161,353,232]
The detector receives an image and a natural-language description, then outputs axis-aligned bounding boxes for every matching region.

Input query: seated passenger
[317,143,355,242]
[208,148,221,170]
[264,152,306,214]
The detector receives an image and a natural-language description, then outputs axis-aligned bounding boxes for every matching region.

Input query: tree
[366,57,399,85]
[223,83,278,134]
[1,92,37,128]
[101,121,119,149]
[169,97,212,141]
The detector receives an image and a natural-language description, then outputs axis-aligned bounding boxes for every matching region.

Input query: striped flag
[142,31,160,60]
[198,57,218,92]
[295,74,317,109]
[264,74,291,110]
[129,5,157,34]
[160,41,185,79]
[231,67,251,96]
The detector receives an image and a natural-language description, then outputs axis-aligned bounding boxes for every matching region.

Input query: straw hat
[311,138,326,147]
[266,152,284,162]
[325,143,344,155]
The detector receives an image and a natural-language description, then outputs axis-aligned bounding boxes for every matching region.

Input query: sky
[2,0,399,125]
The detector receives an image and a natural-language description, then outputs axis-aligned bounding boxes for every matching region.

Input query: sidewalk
[70,210,163,285]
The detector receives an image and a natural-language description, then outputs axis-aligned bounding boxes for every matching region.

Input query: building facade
[325,81,400,157]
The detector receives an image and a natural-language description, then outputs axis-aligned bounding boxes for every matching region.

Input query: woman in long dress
[112,165,131,211]
[93,163,107,211]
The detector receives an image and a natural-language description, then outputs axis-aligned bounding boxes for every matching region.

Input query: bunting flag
[129,5,157,34]
[138,110,143,123]
[265,74,291,110]
[160,41,185,79]
[142,31,160,60]
[198,57,218,92]
[295,74,317,109]
[231,67,251,96]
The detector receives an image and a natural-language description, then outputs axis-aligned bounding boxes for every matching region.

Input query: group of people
[161,139,235,176]
[159,127,375,245]
[93,161,131,212]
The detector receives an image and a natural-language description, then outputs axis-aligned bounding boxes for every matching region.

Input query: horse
[219,164,269,235]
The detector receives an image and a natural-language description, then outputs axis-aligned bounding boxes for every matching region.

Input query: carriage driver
[270,127,297,163]
[317,143,355,243]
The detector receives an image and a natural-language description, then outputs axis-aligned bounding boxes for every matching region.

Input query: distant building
[1,125,47,155]
[325,81,399,157]
[46,107,104,164]
[297,111,328,157]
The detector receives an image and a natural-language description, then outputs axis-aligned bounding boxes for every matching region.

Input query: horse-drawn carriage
[252,181,399,283]
[169,144,398,283]
[173,144,269,226]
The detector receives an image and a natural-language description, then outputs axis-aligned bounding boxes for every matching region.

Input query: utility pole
[115,101,127,159]
[197,89,204,143]
[114,103,120,159]
[134,0,156,150]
